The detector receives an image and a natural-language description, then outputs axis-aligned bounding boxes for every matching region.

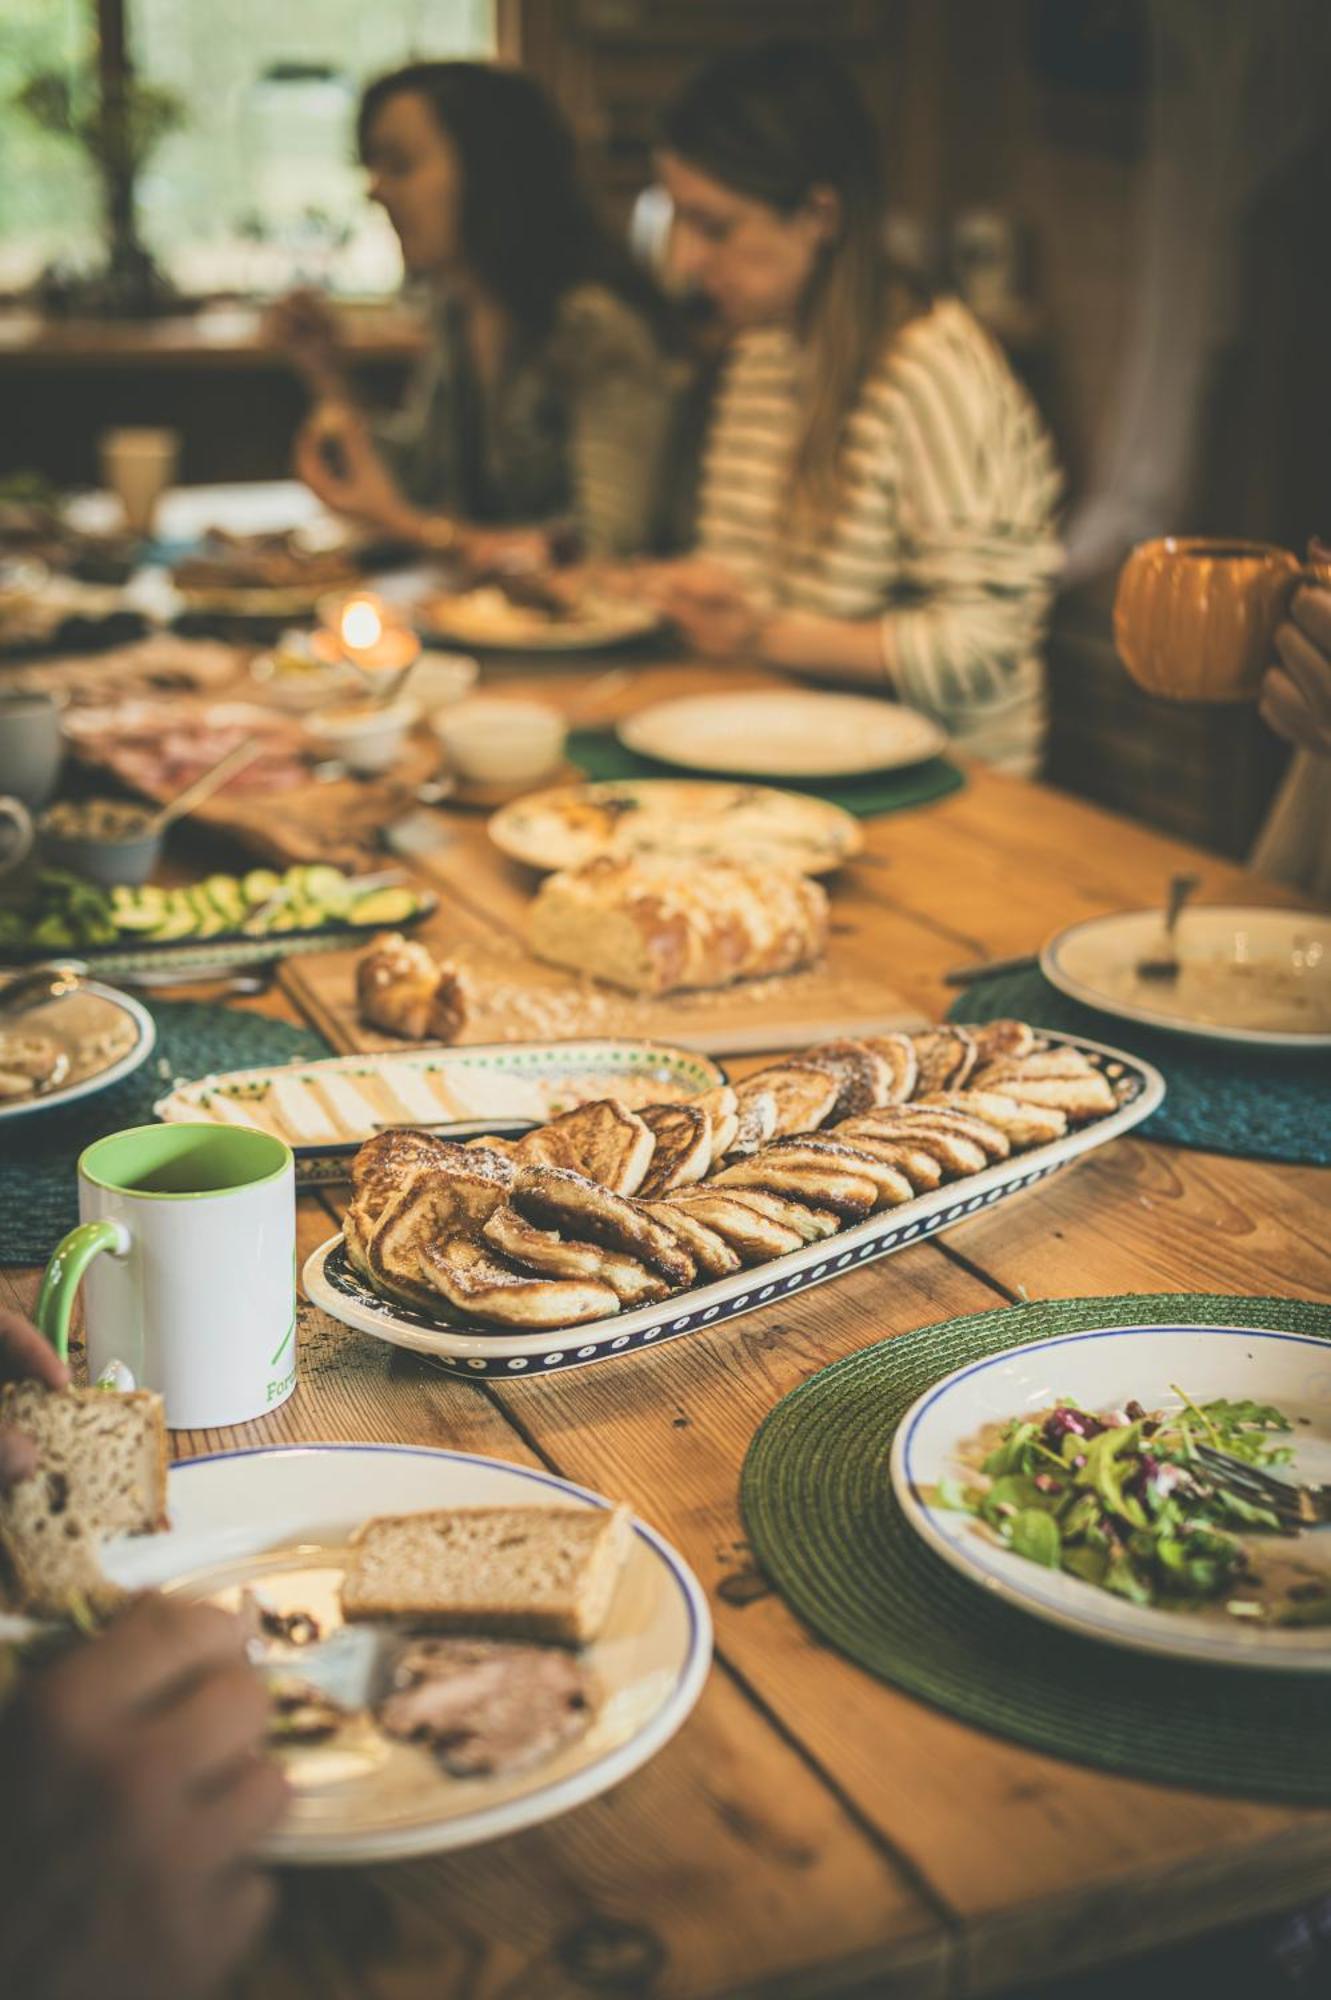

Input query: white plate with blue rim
[100,1444,712,1864]
[0,977,154,1124]
[890,1322,1331,1670]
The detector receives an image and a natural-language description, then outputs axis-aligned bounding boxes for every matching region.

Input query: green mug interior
[80,1122,292,1198]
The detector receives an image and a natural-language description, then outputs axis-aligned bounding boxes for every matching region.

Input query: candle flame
[340,597,383,651]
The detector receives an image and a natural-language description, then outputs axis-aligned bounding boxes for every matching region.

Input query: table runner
[742,1292,1331,1804]
[948,965,1331,1166]
[566,728,965,819]
[0,1001,328,1265]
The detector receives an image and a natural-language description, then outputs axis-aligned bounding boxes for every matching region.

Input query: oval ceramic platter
[157,1038,725,1184]
[100,1445,711,1863]
[488,778,863,877]
[891,1322,1331,1671]
[618,689,947,780]
[0,978,155,1124]
[304,1032,1164,1380]
[1042,906,1331,1049]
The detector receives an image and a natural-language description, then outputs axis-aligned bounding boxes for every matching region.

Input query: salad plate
[101,1444,711,1865]
[304,1032,1164,1378]
[1042,906,1331,1048]
[892,1322,1331,1670]
[156,1038,726,1184]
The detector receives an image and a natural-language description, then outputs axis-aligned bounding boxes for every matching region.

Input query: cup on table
[432,696,567,790]
[0,690,63,807]
[98,425,180,538]
[0,796,34,876]
[36,1124,297,1430]
[1113,537,1305,703]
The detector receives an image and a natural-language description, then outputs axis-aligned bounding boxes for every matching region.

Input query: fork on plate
[1194,1444,1331,1529]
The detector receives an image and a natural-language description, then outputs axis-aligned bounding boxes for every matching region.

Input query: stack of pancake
[344,1021,1119,1333]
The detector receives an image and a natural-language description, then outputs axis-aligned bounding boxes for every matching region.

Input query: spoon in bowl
[1135,871,1201,983]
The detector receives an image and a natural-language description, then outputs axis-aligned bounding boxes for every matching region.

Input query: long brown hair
[663,42,908,534]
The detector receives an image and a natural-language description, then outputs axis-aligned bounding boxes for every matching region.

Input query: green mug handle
[35,1218,131,1364]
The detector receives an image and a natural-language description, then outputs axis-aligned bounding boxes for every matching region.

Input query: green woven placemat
[0,1002,329,1266]
[566,728,965,819]
[947,966,1331,1166]
[742,1293,1331,1803]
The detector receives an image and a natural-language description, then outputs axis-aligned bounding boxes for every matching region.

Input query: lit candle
[325,592,421,677]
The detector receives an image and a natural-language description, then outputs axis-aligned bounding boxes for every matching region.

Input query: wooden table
[5,657,1329,2000]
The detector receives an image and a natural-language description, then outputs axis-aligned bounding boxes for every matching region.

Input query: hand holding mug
[1260,584,1331,757]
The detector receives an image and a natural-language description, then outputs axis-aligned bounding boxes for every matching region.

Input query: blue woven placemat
[0,1002,329,1266]
[948,966,1331,1166]
[566,728,965,819]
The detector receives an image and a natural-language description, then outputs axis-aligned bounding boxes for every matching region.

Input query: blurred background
[2,0,1328,855]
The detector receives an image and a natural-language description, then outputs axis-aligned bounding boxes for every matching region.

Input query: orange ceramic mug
[1113,537,1312,703]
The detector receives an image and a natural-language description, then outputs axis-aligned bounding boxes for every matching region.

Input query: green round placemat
[948,966,1331,1166]
[742,1292,1331,1803]
[0,1001,329,1266]
[566,728,965,819]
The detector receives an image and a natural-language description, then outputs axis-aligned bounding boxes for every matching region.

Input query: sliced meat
[481,1206,667,1306]
[420,1237,619,1329]
[663,1189,805,1263]
[920,1089,1068,1148]
[860,1032,918,1104]
[909,1026,977,1095]
[735,1064,839,1138]
[513,1165,694,1286]
[378,1637,595,1777]
[644,1202,743,1279]
[636,1103,712,1198]
[830,1124,945,1193]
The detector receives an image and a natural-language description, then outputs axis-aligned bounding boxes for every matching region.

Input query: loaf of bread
[0,1383,167,1618]
[340,1504,632,1645]
[356,931,468,1043]
[525,856,828,997]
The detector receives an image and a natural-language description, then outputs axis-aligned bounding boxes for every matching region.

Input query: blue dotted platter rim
[302,1031,1165,1380]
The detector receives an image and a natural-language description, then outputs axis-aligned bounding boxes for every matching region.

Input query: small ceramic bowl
[37,800,163,886]
[431,697,567,788]
[309,696,422,776]
[412,649,479,711]
[249,635,355,712]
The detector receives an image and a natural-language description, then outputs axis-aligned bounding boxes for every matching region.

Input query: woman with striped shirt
[647,43,1064,776]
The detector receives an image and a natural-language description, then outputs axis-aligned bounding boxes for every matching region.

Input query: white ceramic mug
[36,1124,297,1430]
[0,795,34,876]
[98,426,180,537]
[0,690,63,807]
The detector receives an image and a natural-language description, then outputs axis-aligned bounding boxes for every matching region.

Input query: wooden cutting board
[279,879,926,1059]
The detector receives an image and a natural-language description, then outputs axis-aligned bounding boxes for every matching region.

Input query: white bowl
[413,649,479,711]
[310,696,421,775]
[250,643,355,712]
[432,696,566,788]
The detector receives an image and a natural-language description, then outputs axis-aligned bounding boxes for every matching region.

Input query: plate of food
[415,582,659,653]
[171,530,361,619]
[488,779,863,877]
[1041,906,1331,1048]
[0,863,434,979]
[891,1321,1331,1669]
[0,1396,711,1864]
[618,690,948,779]
[61,698,313,800]
[304,1021,1164,1377]
[156,1038,726,1184]
[0,975,154,1121]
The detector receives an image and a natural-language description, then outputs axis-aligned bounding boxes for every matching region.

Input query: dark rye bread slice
[635,1103,712,1199]
[421,1238,620,1329]
[513,1166,694,1287]
[0,1383,166,1619]
[482,1205,668,1306]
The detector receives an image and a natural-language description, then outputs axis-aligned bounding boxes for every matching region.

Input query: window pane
[129,0,495,297]
[0,0,101,292]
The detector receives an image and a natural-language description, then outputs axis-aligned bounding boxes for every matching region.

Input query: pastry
[356,932,468,1044]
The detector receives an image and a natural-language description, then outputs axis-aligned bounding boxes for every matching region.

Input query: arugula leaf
[1011,1509,1061,1567]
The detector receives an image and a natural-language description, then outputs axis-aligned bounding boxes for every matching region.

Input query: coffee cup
[36,1124,297,1430]
[98,426,180,537]
[0,690,63,807]
[1113,537,1304,703]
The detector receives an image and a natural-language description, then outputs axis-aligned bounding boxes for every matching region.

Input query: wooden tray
[279,884,926,1060]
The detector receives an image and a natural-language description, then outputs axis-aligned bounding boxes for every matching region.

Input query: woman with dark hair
[273,62,676,561]
[644,41,1063,775]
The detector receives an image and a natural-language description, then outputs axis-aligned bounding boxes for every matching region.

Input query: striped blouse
[697,298,1064,775]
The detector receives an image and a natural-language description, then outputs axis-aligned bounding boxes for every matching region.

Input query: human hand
[644,557,767,658]
[293,402,412,534]
[263,288,346,399]
[0,1306,69,1491]
[1259,586,1331,757]
[0,1594,287,2000]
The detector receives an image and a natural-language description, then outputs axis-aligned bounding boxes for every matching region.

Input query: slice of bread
[0,1383,167,1619]
[341,1505,633,1646]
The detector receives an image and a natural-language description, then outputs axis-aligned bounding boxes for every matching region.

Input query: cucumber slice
[205,875,247,924]
[149,908,199,941]
[347,886,421,927]
[243,868,281,905]
[296,865,352,913]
